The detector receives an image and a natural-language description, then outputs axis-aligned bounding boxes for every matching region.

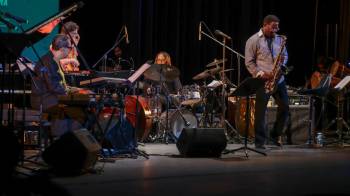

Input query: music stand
[298,74,332,145]
[324,76,350,145]
[223,77,267,157]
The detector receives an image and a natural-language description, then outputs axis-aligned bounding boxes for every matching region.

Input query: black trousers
[254,80,290,145]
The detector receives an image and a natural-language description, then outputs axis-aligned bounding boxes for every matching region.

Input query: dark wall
[60,0,347,87]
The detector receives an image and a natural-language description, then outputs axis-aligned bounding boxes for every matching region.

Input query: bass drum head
[161,109,198,139]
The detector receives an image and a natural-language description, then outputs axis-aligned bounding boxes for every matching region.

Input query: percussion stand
[158,74,178,144]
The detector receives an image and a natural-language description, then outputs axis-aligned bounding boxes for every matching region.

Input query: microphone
[0,11,28,24]
[214,30,231,40]
[198,22,202,40]
[124,26,129,44]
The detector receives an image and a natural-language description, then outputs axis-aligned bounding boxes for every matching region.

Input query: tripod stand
[223,77,267,157]
[324,76,350,146]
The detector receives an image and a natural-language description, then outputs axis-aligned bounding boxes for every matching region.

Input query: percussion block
[42,129,101,176]
[176,128,227,157]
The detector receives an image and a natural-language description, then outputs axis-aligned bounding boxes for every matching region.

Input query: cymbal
[209,66,221,74]
[192,67,222,80]
[192,70,210,80]
[206,58,227,67]
[144,64,180,82]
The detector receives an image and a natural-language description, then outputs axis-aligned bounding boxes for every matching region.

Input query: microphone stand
[200,30,243,141]
[200,31,245,85]
[92,26,126,69]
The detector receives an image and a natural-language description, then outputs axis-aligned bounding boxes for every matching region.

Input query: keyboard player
[31,34,88,137]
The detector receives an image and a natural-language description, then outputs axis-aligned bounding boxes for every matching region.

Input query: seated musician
[102,46,133,72]
[308,56,340,134]
[144,51,182,111]
[31,34,86,137]
[309,56,341,89]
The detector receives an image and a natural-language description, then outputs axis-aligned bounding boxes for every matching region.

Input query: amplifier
[269,95,309,106]
[267,105,310,144]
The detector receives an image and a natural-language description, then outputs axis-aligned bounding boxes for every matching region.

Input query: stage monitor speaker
[42,129,101,175]
[176,128,227,157]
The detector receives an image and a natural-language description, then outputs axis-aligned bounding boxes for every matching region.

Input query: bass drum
[160,109,198,139]
[235,97,255,139]
[124,95,153,141]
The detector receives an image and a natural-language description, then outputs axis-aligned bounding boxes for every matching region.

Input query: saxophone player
[245,15,289,149]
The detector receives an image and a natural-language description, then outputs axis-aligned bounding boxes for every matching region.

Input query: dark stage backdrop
[60,0,349,87]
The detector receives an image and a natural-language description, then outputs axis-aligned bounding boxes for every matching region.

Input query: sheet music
[334,76,350,90]
[128,63,151,83]
[79,63,151,86]
[207,80,222,88]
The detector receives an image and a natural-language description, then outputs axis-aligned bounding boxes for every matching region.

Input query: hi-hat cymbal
[144,64,180,82]
[206,58,227,67]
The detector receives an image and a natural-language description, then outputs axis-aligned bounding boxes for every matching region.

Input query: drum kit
[135,59,245,143]
[82,58,247,145]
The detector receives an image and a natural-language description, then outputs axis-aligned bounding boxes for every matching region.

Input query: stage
[12,143,350,196]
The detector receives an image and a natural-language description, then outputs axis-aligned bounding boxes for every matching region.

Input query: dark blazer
[31,52,66,111]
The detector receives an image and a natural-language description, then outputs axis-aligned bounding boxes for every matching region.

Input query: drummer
[144,51,182,109]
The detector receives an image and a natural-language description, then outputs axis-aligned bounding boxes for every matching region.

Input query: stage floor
[12,143,350,196]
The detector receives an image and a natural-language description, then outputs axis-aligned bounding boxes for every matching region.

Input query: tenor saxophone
[264,35,287,94]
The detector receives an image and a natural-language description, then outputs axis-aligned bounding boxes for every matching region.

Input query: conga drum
[235,97,255,139]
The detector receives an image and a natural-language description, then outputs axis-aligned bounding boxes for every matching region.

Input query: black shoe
[271,136,283,147]
[255,144,266,149]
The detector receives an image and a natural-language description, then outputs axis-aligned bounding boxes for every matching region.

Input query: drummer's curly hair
[155,51,172,66]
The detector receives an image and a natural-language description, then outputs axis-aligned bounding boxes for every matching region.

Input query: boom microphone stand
[92,26,127,69]
[199,23,245,85]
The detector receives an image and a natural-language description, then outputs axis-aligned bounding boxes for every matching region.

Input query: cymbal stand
[324,90,350,146]
[219,37,240,142]
[197,82,211,127]
[157,77,178,144]
[200,85,219,128]
[148,84,166,142]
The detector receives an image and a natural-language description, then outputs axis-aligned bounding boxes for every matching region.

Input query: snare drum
[160,109,198,139]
